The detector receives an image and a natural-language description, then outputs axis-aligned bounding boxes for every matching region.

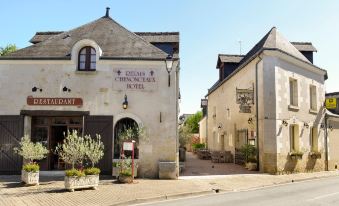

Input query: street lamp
[165,54,173,87]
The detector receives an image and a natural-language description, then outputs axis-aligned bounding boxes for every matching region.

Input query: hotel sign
[27,96,83,106]
[113,68,158,91]
[326,98,337,109]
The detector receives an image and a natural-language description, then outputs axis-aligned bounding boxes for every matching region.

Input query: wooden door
[85,116,113,175]
[0,116,24,174]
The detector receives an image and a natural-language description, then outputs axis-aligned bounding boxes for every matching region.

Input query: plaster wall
[0,58,179,178]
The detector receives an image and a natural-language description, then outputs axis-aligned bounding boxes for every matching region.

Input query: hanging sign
[236,87,254,113]
[27,96,83,106]
[326,98,337,109]
[123,142,134,151]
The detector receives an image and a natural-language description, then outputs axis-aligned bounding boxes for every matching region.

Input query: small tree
[85,134,104,167]
[240,144,257,163]
[14,135,49,164]
[0,44,17,56]
[179,126,192,148]
[56,130,87,169]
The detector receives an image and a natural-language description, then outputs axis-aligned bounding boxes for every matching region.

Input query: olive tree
[85,134,104,167]
[14,135,49,163]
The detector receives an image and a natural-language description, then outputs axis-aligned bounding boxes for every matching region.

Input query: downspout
[324,112,328,171]
[255,54,263,171]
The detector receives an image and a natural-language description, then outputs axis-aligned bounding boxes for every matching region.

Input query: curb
[110,190,215,206]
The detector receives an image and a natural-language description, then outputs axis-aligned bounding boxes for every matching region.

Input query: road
[136,176,339,206]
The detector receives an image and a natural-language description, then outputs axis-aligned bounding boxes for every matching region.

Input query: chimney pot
[105,7,110,17]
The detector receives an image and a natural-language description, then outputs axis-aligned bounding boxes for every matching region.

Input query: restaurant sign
[27,96,83,106]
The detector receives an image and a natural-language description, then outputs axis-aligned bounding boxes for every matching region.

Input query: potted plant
[288,150,304,160]
[56,130,104,192]
[14,135,49,185]
[117,156,135,183]
[309,151,322,159]
[240,144,257,171]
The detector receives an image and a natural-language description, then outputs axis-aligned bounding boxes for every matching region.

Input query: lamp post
[165,54,174,87]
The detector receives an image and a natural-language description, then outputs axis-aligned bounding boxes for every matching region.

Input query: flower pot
[64,175,99,192]
[118,174,133,183]
[21,170,39,185]
[247,163,257,171]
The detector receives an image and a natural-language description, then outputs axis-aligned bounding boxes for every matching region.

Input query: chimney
[105,7,110,17]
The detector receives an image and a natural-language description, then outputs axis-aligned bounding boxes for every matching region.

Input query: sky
[1,0,338,115]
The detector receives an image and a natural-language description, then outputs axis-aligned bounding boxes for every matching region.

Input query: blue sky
[1,1,338,115]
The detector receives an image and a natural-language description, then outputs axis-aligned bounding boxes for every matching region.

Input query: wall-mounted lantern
[282,120,288,127]
[122,94,128,109]
[329,125,333,131]
[217,123,222,130]
[63,86,71,92]
[320,123,325,129]
[248,117,253,124]
[165,54,174,87]
[32,86,42,92]
[304,122,309,129]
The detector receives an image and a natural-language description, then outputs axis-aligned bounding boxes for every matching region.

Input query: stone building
[0,8,180,179]
[205,27,329,174]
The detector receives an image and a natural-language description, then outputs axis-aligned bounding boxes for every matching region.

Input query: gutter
[255,55,263,171]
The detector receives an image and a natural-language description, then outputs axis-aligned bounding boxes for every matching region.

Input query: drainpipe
[255,55,263,171]
[324,112,328,171]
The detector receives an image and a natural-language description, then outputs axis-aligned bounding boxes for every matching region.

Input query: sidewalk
[1,170,339,206]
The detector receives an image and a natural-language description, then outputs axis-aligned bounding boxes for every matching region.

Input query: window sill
[309,109,318,114]
[288,105,299,111]
[75,70,97,75]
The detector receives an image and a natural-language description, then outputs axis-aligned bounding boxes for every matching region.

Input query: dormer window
[78,46,96,71]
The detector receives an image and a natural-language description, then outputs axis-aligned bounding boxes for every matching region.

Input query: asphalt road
[136,176,339,206]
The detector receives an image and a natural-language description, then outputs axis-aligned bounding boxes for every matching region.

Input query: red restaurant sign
[27,96,83,106]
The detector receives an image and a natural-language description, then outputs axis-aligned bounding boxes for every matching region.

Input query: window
[78,46,96,71]
[290,125,299,151]
[310,85,317,111]
[310,127,318,152]
[289,78,298,106]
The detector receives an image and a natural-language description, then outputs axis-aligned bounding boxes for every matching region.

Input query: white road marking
[308,192,339,201]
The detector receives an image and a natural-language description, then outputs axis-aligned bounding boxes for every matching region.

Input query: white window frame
[310,85,317,111]
[289,78,299,108]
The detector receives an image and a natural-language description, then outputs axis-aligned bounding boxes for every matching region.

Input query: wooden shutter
[0,116,24,174]
[84,116,113,175]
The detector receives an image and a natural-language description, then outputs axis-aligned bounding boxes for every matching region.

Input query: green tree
[185,111,203,133]
[0,44,17,56]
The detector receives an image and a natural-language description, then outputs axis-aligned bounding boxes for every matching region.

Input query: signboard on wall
[326,98,337,109]
[236,86,254,113]
[113,68,158,91]
[27,96,83,106]
[123,142,134,151]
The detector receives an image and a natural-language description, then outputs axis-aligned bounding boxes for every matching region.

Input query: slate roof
[291,42,317,52]
[29,31,63,44]
[216,54,244,68]
[2,16,171,60]
[208,27,326,95]
[135,32,179,43]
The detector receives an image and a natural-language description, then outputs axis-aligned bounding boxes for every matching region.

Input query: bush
[14,135,49,164]
[22,163,39,172]
[240,144,257,163]
[120,170,132,177]
[84,167,101,175]
[65,169,85,177]
[192,143,205,149]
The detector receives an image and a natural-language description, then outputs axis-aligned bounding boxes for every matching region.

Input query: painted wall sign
[113,68,158,91]
[27,96,83,106]
[326,98,337,109]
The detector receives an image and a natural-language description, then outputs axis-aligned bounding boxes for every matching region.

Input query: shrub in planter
[240,144,257,170]
[288,151,304,160]
[117,157,137,183]
[192,143,205,153]
[309,151,321,159]
[14,135,49,185]
[56,130,104,192]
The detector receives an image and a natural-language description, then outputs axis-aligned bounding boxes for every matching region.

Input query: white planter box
[21,170,39,185]
[64,175,99,192]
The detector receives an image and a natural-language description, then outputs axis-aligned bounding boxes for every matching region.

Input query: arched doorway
[114,118,139,159]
